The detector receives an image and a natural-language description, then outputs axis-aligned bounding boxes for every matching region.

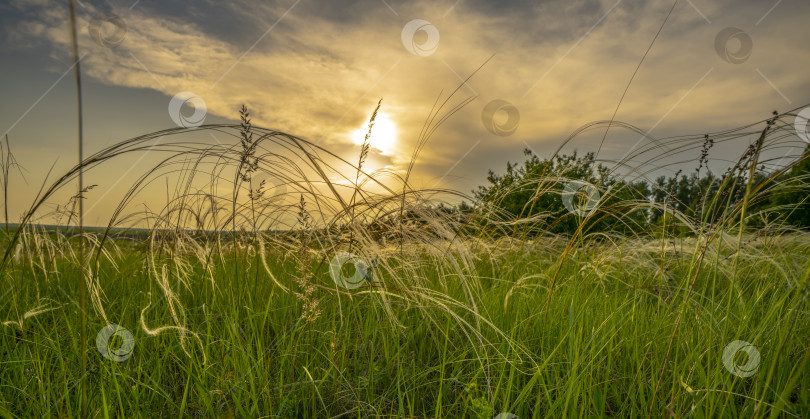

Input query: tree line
[447,143,810,235]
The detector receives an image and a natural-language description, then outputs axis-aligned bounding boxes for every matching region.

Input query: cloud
[6,0,810,193]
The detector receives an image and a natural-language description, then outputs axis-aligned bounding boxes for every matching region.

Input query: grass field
[2,0,809,417]
[1,227,808,417]
[1,62,808,418]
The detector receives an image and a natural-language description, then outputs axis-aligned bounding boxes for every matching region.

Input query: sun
[351,112,397,155]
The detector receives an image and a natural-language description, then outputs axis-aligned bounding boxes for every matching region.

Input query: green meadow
[1,231,808,417]
[1,103,809,417]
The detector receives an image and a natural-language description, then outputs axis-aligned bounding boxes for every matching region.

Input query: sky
[1,0,809,226]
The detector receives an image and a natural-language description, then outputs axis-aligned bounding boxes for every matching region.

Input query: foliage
[473,144,810,235]
[1,103,809,417]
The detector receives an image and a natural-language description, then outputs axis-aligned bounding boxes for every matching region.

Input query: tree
[473,149,649,236]
[766,145,810,228]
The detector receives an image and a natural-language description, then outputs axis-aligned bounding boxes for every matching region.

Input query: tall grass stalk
[66,0,87,416]
[348,99,380,254]
[0,68,808,415]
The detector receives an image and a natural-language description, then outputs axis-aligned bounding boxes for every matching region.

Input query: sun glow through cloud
[1,0,808,224]
[351,112,398,155]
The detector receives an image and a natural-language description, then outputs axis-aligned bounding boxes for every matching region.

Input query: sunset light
[350,112,398,155]
[1,0,809,416]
